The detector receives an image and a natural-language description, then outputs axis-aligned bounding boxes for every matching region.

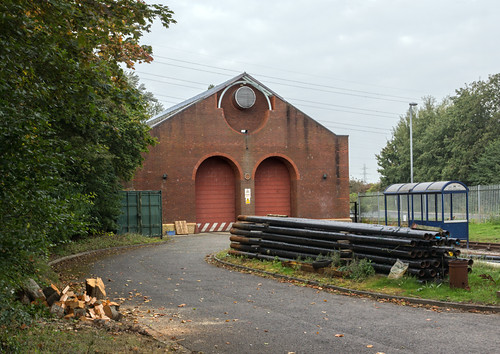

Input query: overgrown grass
[50,232,166,258]
[219,251,380,287]
[3,320,172,353]
[1,233,167,352]
[366,262,499,304]
[469,221,500,243]
[338,258,376,281]
[217,251,500,305]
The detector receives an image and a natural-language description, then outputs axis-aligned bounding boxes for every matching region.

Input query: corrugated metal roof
[384,181,468,194]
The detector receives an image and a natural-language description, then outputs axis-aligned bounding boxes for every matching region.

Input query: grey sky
[132,0,500,183]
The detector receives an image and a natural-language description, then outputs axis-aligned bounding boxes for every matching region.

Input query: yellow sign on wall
[245,188,251,204]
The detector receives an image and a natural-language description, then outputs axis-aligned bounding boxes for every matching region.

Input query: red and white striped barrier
[197,222,234,233]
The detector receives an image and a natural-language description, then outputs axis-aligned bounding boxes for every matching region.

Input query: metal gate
[118,191,162,237]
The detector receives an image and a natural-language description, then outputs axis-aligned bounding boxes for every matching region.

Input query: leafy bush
[339,258,376,281]
[312,253,342,268]
[0,0,175,331]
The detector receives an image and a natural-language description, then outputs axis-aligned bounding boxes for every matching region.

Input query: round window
[234,86,256,109]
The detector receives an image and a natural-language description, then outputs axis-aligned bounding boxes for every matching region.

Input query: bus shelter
[384,181,469,240]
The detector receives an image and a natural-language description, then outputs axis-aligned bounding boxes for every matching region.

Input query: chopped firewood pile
[21,277,122,322]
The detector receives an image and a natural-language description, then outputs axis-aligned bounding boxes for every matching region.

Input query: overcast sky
[131,0,500,183]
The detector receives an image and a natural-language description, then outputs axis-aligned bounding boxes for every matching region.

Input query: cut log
[46,291,61,307]
[42,284,60,299]
[64,313,75,320]
[19,293,31,305]
[74,308,87,318]
[50,301,66,318]
[103,304,122,321]
[88,308,96,319]
[66,299,86,309]
[34,277,123,322]
[85,278,106,300]
[94,303,105,318]
[80,316,94,322]
[23,278,46,302]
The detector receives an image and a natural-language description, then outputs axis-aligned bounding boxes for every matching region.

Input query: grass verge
[50,232,166,259]
[216,250,500,306]
[3,320,173,353]
[469,222,500,243]
[1,233,171,353]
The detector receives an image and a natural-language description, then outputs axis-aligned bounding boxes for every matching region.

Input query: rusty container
[448,260,469,289]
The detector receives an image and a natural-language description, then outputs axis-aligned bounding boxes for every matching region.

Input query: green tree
[412,97,453,182]
[349,178,372,194]
[0,0,175,317]
[125,71,165,117]
[441,74,500,183]
[376,113,411,187]
[377,74,500,187]
[470,138,500,184]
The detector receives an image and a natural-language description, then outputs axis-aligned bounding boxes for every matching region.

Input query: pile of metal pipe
[229,215,471,279]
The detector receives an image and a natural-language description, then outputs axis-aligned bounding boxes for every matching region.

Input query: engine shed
[129,73,350,232]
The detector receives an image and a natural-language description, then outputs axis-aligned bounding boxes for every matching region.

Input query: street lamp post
[409,102,418,183]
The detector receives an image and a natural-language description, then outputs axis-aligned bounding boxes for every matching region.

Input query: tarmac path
[89,233,500,354]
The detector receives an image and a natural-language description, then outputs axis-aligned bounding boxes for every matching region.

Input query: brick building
[131,73,349,232]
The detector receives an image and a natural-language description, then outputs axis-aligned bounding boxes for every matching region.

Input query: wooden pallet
[174,220,189,235]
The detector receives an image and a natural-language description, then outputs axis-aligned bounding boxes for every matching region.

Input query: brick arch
[252,154,300,181]
[254,156,298,217]
[218,82,271,135]
[192,153,243,181]
[194,155,240,232]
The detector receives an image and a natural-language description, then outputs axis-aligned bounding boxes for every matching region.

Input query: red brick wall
[131,84,349,224]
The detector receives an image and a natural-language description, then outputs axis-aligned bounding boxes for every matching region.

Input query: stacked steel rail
[229,215,472,279]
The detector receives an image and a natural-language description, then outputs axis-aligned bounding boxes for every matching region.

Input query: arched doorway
[255,157,291,216]
[195,157,236,232]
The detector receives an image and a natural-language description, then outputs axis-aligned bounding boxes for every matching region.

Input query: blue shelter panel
[384,181,469,241]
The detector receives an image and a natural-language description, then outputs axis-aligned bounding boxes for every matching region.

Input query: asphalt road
[89,233,500,354]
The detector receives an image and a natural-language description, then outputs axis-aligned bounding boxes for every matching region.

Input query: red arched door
[255,158,291,216]
[195,157,235,232]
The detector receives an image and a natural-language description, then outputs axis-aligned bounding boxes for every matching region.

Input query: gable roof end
[146,72,282,128]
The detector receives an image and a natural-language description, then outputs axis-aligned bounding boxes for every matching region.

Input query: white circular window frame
[234,86,256,109]
[218,81,272,111]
